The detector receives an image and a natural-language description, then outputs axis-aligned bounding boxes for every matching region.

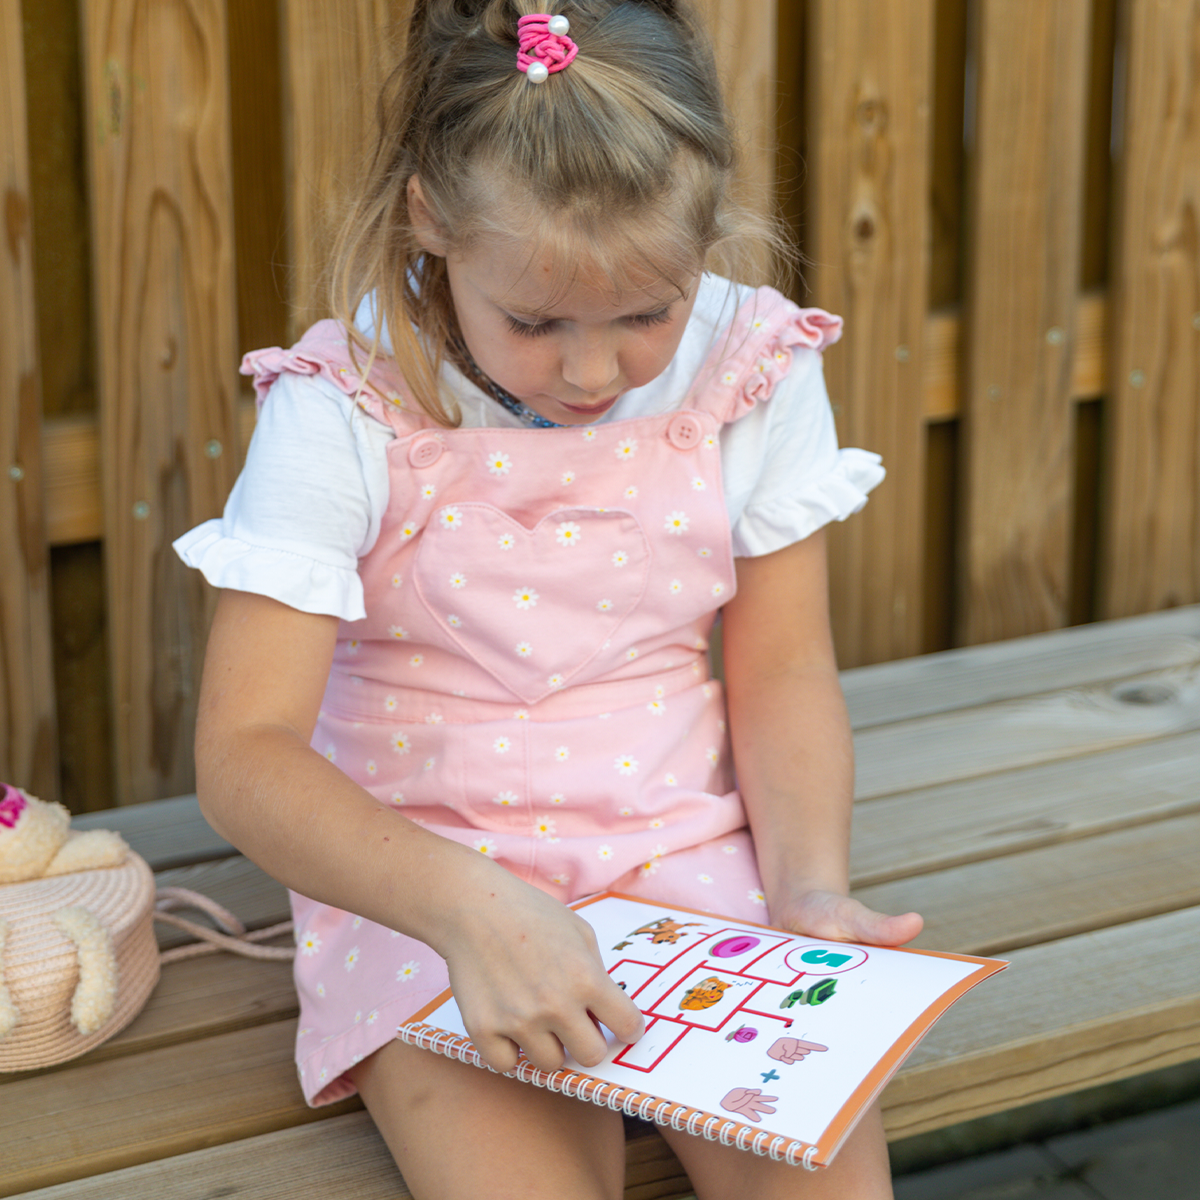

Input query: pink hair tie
[517,13,578,84]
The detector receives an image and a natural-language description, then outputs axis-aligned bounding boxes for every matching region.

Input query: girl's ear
[408,176,449,257]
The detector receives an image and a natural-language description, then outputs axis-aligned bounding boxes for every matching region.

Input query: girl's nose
[561,332,619,395]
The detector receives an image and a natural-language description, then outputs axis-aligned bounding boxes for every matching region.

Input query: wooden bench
[3,607,1199,1198]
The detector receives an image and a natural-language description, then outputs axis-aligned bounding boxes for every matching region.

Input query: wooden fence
[3,0,1198,812]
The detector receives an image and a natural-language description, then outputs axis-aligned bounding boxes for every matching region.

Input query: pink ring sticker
[711,935,761,958]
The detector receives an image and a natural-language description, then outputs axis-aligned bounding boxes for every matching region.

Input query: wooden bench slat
[841,605,1200,729]
[72,795,235,871]
[855,813,1200,956]
[885,906,1200,1138]
[851,727,1200,886]
[853,661,1200,800]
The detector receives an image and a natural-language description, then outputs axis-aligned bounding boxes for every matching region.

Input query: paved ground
[892,1095,1200,1200]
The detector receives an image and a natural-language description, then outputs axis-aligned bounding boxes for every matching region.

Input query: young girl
[177,2,923,1196]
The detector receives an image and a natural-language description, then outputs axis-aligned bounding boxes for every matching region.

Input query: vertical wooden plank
[0,0,58,800]
[281,1,408,337]
[958,0,1091,645]
[82,0,240,804]
[806,1,936,667]
[1101,0,1200,618]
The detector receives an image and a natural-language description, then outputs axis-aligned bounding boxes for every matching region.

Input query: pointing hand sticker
[767,1037,828,1064]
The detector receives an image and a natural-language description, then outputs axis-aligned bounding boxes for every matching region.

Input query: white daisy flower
[640,858,661,876]
[423,756,436,771]
[384,695,397,713]
[439,507,464,530]
[722,371,738,385]
[619,806,634,816]
[473,838,499,858]
[582,428,598,441]
[316,982,325,997]
[400,522,418,539]
[555,521,582,547]
[513,586,539,609]
[391,574,402,589]
[390,732,412,755]
[654,685,665,698]
[718,719,727,733]
[665,773,678,786]
[533,815,557,839]
[497,532,516,550]
[647,700,666,716]
[487,451,512,476]
[748,889,767,906]
[493,790,519,806]
[698,873,714,884]
[702,683,714,699]
[514,709,530,720]
[625,485,639,499]
[626,647,639,661]
[691,477,707,491]
[421,483,437,499]
[551,872,571,884]
[409,654,424,667]
[698,547,713,558]
[665,511,690,535]
[597,598,614,612]
[396,960,421,981]
[651,843,668,858]
[598,844,614,860]
[707,746,720,764]
[391,792,405,805]
[366,760,378,776]
[447,614,462,627]
[554,745,570,762]
[367,1010,380,1024]
[615,754,639,775]
[299,931,322,957]
[550,792,566,805]
[615,437,638,460]
[345,946,360,971]
[712,582,726,598]
[449,572,467,589]
[561,470,576,485]
[426,712,444,724]
[668,580,682,594]
[494,736,512,754]
[722,844,738,855]
[515,641,533,658]
[324,744,337,763]
[649,817,665,829]
[548,673,565,689]
[388,625,409,640]
[612,550,629,567]
[347,639,360,656]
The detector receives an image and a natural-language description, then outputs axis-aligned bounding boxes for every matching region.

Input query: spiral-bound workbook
[396,892,1007,1169]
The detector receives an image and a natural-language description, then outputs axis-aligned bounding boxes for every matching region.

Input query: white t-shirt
[175,275,883,621]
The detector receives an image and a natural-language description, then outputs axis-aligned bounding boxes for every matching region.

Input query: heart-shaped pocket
[413,503,649,704]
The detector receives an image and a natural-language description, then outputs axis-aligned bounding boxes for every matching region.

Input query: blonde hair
[330,0,781,426]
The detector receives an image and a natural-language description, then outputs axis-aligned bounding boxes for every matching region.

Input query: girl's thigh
[348,1037,627,1200]
[659,1102,893,1200]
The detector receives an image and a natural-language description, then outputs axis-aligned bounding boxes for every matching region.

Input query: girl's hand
[769,887,923,948]
[433,857,645,1074]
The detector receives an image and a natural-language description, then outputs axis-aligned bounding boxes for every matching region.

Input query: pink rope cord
[155,886,295,963]
[516,13,578,76]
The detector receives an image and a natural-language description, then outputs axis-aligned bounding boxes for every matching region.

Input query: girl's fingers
[472,1031,523,1074]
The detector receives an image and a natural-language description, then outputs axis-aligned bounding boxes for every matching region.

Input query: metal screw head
[1193,313,1200,331]
[894,345,911,363]
[132,501,150,520]
[1130,369,1146,389]
[1046,327,1065,345]
[204,439,222,459]
[987,385,1001,401]
[8,465,24,481]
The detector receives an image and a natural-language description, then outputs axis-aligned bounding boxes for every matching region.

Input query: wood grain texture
[807,0,935,666]
[0,1020,359,1197]
[0,0,59,801]
[72,792,234,868]
[281,0,408,335]
[959,0,1091,645]
[884,906,1200,1138]
[152,855,291,949]
[1101,0,1200,618]
[81,0,240,805]
[856,811,1200,955]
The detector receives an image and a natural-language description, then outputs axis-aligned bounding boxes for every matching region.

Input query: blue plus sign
[761,1069,780,1083]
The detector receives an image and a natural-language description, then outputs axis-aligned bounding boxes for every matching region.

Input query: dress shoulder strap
[239,320,430,434]
[685,287,843,425]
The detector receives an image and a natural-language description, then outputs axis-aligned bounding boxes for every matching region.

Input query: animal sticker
[679,975,732,1011]
[617,916,704,948]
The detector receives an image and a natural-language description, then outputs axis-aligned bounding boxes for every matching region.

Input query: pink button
[408,435,443,468]
[666,412,703,450]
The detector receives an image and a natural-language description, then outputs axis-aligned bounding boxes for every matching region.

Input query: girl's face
[445,237,700,425]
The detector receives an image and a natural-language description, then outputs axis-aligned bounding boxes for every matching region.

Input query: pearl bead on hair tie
[517,12,578,83]
[548,15,570,35]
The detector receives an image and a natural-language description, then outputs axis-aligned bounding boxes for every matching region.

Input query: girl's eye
[627,308,672,329]
[505,315,555,338]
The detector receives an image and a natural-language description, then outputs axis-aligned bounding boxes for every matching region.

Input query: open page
[399,893,1007,1167]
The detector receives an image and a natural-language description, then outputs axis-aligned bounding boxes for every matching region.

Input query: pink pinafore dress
[241,288,841,1105]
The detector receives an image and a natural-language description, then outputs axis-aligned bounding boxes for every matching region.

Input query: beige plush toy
[0,783,159,1070]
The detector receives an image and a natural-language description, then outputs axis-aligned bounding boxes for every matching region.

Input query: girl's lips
[559,395,619,416]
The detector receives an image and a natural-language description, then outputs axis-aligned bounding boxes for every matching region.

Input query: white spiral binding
[767,1135,787,1162]
[702,1115,721,1141]
[802,1145,819,1171]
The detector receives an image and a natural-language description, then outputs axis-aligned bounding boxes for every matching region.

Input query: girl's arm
[720,530,923,945]
[195,588,643,1069]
